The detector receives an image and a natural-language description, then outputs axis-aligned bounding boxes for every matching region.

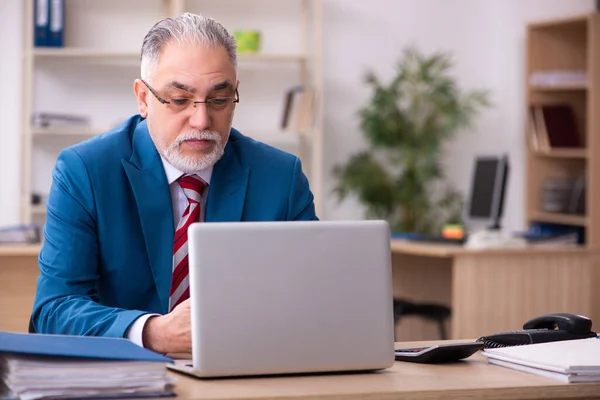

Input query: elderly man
[31,12,317,354]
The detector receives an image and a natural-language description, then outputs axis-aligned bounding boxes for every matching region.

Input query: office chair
[393,298,451,340]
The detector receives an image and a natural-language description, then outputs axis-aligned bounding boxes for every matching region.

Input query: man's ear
[133,79,149,118]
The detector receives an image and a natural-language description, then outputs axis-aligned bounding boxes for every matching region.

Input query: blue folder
[33,0,49,47]
[48,0,64,47]
[0,331,173,363]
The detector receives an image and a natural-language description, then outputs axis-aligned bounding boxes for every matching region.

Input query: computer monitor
[466,154,509,230]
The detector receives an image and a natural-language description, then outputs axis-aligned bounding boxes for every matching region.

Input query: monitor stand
[487,215,502,231]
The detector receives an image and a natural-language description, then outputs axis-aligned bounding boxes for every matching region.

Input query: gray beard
[155,130,225,173]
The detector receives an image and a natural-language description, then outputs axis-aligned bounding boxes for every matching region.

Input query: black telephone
[476,313,597,348]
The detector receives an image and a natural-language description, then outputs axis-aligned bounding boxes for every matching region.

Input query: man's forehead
[153,42,236,91]
[158,41,234,69]
[163,79,234,93]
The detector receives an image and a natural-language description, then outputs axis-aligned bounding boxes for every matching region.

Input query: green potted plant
[333,46,491,235]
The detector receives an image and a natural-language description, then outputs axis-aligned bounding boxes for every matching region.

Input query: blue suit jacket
[32,115,318,337]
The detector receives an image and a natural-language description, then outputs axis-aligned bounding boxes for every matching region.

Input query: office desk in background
[163,341,600,400]
[2,243,600,341]
[0,245,39,333]
[391,240,600,341]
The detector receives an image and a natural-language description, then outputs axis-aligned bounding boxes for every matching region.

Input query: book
[528,103,580,151]
[481,337,600,383]
[0,331,175,400]
[527,222,585,245]
[280,85,316,133]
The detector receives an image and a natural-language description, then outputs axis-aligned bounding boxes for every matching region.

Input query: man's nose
[188,104,211,131]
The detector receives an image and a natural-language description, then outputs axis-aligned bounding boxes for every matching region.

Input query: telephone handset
[476,313,597,348]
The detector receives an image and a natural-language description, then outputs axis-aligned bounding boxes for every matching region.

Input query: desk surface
[165,341,600,400]
[1,242,592,258]
[390,239,595,257]
[0,244,40,256]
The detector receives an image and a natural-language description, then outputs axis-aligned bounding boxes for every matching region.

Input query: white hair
[140,12,237,81]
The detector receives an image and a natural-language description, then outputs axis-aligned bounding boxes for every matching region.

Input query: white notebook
[481,338,600,382]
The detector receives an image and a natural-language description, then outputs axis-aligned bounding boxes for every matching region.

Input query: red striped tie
[169,174,206,311]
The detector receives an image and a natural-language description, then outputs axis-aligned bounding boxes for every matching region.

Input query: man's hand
[142,299,191,354]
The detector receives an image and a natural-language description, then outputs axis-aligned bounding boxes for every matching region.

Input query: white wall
[0,0,23,225]
[0,0,595,229]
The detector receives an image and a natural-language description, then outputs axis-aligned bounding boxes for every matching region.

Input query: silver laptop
[167,220,395,378]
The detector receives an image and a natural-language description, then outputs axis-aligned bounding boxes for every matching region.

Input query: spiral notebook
[481,337,600,383]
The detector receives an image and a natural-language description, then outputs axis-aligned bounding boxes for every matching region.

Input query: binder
[0,331,175,399]
[0,331,172,363]
[48,0,64,47]
[33,0,49,47]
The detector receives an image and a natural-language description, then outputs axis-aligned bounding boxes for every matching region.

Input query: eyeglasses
[141,79,239,113]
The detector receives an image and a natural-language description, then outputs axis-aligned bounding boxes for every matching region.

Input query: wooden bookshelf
[525,13,600,247]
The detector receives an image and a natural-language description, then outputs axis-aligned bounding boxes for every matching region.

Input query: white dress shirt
[126,156,212,347]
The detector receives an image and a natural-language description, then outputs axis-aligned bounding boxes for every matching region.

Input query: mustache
[174,130,221,145]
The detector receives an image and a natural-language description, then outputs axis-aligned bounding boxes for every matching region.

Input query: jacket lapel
[206,132,249,222]
[121,120,174,313]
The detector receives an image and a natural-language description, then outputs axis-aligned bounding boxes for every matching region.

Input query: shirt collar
[160,156,213,186]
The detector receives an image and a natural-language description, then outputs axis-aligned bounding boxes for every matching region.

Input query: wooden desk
[391,240,600,341]
[3,242,600,343]
[163,341,600,400]
[0,245,40,332]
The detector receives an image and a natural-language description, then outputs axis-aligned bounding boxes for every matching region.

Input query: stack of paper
[0,331,175,400]
[481,338,600,383]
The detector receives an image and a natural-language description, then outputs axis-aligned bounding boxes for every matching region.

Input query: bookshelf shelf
[529,211,588,227]
[528,83,588,91]
[31,127,106,137]
[245,131,306,145]
[525,13,600,246]
[30,48,309,64]
[30,48,139,59]
[527,15,588,30]
[30,127,306,147]
[531,148,588,159]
